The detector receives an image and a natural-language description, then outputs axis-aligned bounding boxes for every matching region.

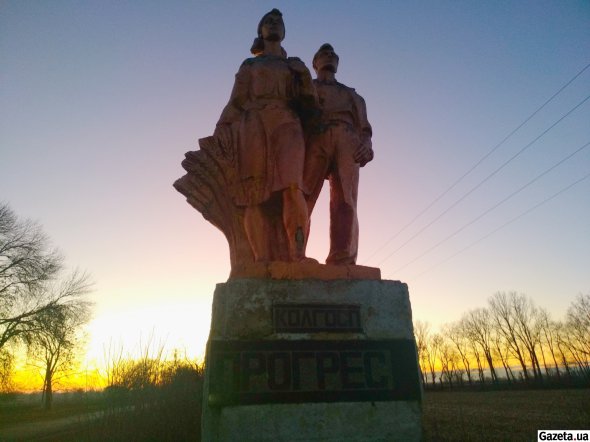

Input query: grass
[0,391,106,427]
[422,389,590,441]
[2,388,588,441]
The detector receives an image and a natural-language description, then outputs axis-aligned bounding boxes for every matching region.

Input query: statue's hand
[354,139,374,167]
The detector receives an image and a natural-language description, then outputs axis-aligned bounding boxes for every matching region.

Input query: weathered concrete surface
[219,401,421,442]
[202,279,422,442]
[210,279,412,341]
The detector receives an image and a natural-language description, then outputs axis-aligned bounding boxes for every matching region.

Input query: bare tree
[538,308,561,379]
[469,336,486,384]
[565,294,590,361]
[0,348,13,391]
[558,294,590,379]
[413,320,430,386]
[1,204,94,389]
[1,203,64,349]
[444,322,472,385]
[27,273,92,410]
[426,333,443,387]
[439,339,462,388]
[412,291,589,388]
[505,293,543,381]
[491,332,514,382]
[553,320,574,379]
[462,308,498,382]
[489,292,531,381]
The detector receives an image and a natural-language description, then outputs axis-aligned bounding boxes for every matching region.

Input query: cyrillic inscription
[208,340,421,406]
[272,303,362,333]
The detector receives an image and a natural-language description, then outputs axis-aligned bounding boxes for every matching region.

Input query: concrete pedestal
[201,278,422,441]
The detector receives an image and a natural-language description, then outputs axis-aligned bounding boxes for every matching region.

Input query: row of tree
[0,203,92,408]
[414,291,590,388]
[97,341,203,441]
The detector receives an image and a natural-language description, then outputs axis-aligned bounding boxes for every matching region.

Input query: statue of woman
[214,9,318,263]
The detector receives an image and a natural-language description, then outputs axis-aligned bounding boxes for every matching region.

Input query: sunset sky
[1,1,589,376]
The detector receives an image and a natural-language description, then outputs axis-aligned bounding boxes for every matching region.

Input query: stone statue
[174,9,318,270]
[304,43,374,265]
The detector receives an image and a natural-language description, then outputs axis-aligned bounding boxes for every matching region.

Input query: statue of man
[304,43,374,265]
[214,9,318,263]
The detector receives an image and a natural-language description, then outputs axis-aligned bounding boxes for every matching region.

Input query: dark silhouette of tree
[563,293,590,378]
[426,333,442,386]
[552,321,574,379]
[413,320,430,386]
[444,322,473,385]
[413,291,590,389]
[489,292,531,381]
[439,339,461,387]
[1,203,93,393]
[1,203,63,349]
[491,331,514,382]
[538,308,562,379]
[510,293,543,381]
[0,348,13,391]
[462,308,498,383]
[27,274,92,410]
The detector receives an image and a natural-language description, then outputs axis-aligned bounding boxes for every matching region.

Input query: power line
[376,92,590,266]
[388,140,590,273]
[364,61,590,264]
[406,170,590,281]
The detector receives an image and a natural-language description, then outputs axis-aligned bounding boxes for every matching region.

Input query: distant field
[423,389,590,441]
[1,388,589,441]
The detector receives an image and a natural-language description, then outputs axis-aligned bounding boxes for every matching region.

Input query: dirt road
[0,410,104,441]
